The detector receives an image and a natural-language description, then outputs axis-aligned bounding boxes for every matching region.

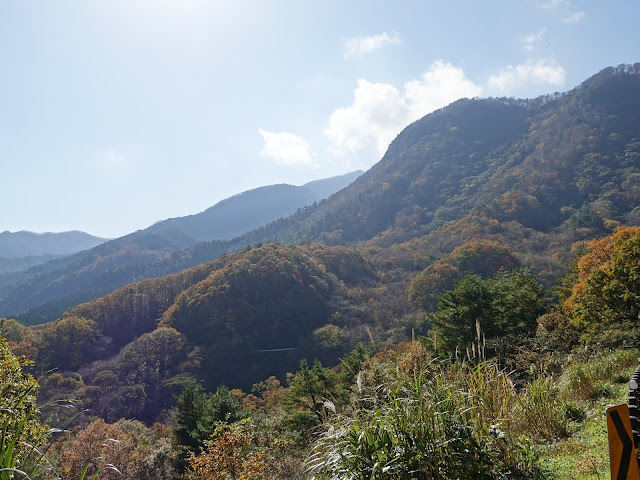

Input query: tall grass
[513,376,567,441]
[307,355,547,479]
[447,361,513,434]
[560,349,639,400]
[1,372,48,480]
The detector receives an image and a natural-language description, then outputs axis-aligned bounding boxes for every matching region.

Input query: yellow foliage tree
[563,226,640,345]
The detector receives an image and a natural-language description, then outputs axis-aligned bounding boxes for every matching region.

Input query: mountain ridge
[144,171,363,245]
[227,63,640,248]
[0,171,363,322]
[0,230,108,259]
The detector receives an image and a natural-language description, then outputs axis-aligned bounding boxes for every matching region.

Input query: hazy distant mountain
[144,170,364,245]
[0,231,107,259]
[0,171,363,322]
[0,255,59,276]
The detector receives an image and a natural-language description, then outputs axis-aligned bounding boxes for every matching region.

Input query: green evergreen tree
[431,270,549,356]
[173,382,246,471]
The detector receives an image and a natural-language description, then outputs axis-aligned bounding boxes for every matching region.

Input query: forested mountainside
[0,172,361,324]
[5,223,640,478]
[4,64,640,326]
[2,243,382,420]
[188,63,640,283]
[239,63,640,247]
[2,235,535,411]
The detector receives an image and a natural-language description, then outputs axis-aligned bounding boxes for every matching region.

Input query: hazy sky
[1,0,638,238]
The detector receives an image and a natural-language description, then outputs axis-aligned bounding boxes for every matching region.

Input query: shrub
[563,401,587,423]
[187,419,297,480]
[52,418,177,480]
[560,362,595,401]
[560,349,640,400]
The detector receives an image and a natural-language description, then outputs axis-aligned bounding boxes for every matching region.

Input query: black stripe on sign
[611,409,633,480]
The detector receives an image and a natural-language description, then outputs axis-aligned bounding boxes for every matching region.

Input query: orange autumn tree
[187,420,288,480]
[54,418,176,480]
[563,226,640,346]
[409,240,519,311]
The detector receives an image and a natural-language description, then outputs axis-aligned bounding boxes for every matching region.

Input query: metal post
[628,358,640,466]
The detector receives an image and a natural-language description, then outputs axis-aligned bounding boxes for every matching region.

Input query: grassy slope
[541,354,638,479]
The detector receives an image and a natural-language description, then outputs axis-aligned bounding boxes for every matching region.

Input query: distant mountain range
[0,171,362,322]
[0,230,107,259]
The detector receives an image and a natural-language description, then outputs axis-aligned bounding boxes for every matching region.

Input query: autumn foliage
[409,240,519,311]
[563,226,640,345]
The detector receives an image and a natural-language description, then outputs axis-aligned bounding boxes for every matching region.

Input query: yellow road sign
[607,403,640,480]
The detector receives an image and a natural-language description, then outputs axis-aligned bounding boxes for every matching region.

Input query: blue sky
[1,0,638,238]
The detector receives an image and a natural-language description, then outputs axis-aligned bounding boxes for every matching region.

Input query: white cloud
[344,32,402,59]
[324,80,408,156]
[523,29,547,44]
[325,61,482,157]
[404,61,483,121]
[259,129,315,167]
[521,28,546,51]
[318,59,567,166]
[563,11,584,23]
[537,0,583,23]
[487,59,566,93]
